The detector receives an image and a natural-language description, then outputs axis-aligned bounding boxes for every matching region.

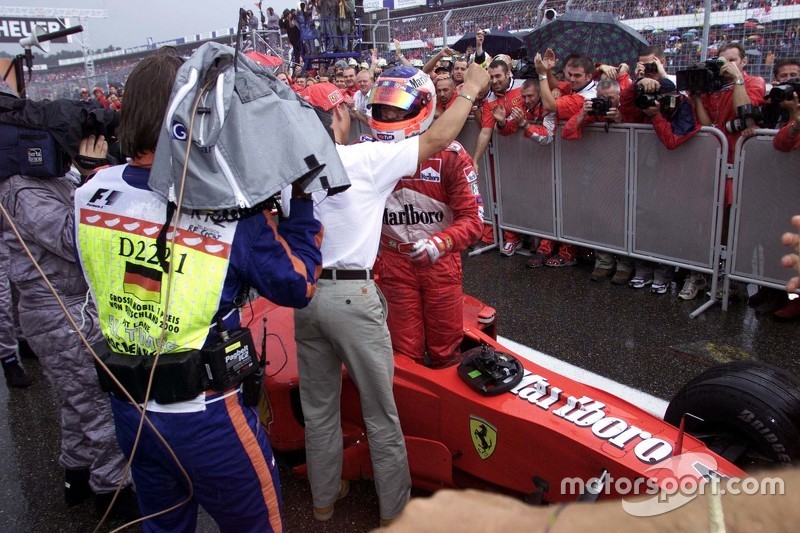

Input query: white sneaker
[679,276,707,301]
[500,241,520,257]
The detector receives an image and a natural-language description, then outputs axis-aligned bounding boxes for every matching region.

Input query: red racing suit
[376,141,483,365]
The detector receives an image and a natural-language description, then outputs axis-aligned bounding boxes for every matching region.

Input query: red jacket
[381,141,483,254]
[773,121,800,152]
[619,86,701,149]
[699,74,766,162]
[480,79,525,129]
[497,102,556,145]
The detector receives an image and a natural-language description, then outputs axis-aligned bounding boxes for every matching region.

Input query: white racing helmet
[368,66,436,142]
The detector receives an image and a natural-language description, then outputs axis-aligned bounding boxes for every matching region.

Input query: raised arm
[418,62,489,163]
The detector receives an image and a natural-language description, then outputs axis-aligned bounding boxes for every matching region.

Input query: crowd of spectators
[23,0,800,97]
[385,0,800,78]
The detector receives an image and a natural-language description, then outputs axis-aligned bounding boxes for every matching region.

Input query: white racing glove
[409,235,448,266]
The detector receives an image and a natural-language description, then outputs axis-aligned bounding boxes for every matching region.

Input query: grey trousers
[595,251,633,273]
[294,278,411,520]
[17,291,130,493]
[0,241,17,364]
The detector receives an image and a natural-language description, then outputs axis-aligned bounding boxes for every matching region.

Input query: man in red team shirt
[490,78,576,268]
[471,59,525,254]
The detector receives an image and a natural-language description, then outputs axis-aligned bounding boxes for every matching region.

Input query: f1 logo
[88,188,121,207]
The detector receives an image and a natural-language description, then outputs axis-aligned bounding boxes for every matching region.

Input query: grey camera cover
[150,42,349,210]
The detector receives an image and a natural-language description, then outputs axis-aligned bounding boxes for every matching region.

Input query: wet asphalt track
[2,247,799,532]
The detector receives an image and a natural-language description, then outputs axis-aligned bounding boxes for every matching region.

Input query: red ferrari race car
[243,294,800,503]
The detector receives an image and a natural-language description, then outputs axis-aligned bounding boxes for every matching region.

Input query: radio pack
[203,327,258,391]
[0,123,68,180]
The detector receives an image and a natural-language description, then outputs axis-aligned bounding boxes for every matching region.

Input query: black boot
[95,485,142,522]
[64,468,92,506]
[3,360,32,388]
[17,339,38,360]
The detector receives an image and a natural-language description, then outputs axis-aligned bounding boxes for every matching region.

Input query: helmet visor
[369,79,425,113]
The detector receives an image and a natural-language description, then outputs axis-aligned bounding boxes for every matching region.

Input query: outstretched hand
[781,215,800,292]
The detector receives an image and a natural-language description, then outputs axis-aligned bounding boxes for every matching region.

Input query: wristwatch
[734,78,745,86]
[538,74,548,81]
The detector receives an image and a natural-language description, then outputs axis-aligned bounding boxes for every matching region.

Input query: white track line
[498,336,669,419]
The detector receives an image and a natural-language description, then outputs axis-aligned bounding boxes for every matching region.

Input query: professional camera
[634,84,661,109]
[724,103,775,133]
[512,59,538,80]
[588,95,612,116]
[643,62,659,75]
[676,57,727,93]
[767,77,800,104]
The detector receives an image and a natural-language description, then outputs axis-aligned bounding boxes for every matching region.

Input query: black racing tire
[664,361,800,469]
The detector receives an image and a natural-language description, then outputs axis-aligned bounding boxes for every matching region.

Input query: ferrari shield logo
[470,416,497,460]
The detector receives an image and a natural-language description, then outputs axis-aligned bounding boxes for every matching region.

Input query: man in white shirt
[351,68,374,126]
[286,63,489,527]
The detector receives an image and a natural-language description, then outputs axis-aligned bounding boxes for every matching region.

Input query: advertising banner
[0,17,73,44]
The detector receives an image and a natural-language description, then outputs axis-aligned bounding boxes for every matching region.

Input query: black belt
[320,268,373,280]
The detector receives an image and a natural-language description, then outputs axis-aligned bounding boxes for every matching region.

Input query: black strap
[155,201,177,273]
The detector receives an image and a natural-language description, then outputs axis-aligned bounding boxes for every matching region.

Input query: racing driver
[373,67,483,368]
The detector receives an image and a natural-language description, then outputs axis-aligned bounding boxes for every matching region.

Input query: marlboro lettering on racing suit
[510,371,674,465]
[383,204,445,226]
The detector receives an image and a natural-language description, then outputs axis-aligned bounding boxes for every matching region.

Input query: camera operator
[740,58,800,136]
[773,58,800,84]
[561,78,635,284]
[1,130,140,518]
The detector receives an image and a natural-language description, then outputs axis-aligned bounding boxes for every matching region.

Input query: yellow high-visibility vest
[74,165,237,356]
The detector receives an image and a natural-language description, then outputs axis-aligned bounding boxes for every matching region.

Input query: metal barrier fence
[457,121,494,228]
[727,130,800,304]
[488,123,730,317]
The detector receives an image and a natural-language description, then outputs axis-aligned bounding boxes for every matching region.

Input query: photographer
[774,95,800,152]
[633,45,675,83]
[562,78,624,137]
[692,43,766,168]
[774,58,800,85]
[561,78,635,285]
[619,55,702,296]
[281,8,302,66]
[689,43,765,300]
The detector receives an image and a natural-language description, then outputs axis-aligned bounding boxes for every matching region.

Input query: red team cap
[300,81,353,111]
[301,82,352,111]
